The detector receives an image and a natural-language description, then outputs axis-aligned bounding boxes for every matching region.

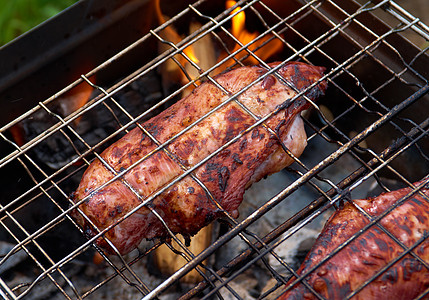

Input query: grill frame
[0,0,429,299]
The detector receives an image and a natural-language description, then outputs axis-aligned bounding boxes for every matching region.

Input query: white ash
[213,131,379,297]
[217,272,259,300]
[268,227,319,275]
[260,278,287,300]
[218,281,256,300]
[0,242,27,275]
[301,134,377,200]
[2,102,383,300]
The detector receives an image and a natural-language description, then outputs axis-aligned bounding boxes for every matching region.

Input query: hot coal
[18,71,164,170]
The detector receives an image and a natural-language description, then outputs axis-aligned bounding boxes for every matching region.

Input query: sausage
[72,61,327,255]
[279,180,429,300]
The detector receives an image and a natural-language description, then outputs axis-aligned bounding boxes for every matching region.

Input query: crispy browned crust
[280,182,429,300]
[72,62,327,254]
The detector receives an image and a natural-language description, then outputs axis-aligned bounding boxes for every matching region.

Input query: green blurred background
[0,0,78,46]
[0,0,427,48]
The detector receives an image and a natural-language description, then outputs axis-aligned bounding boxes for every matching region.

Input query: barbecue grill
[0,0,428,299]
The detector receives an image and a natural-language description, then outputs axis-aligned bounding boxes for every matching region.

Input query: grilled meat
[280,181,429,300]
[72,62,327,255]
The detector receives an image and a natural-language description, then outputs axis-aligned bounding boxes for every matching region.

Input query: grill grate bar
[0,0,428,299]
[145,76,428,298]
[260,174,429,298]
[0,198,79,300]
[177,113,429,299]
[416,288,429,300]
[0,103,151,298]
[205,141,429,298]
[0,277,16,300]
[78,76,231,298]
[344,209,429,299]
[0,179,82,298]
[79,242,161,299]
[292,126,429,297]
[385,0,429,41]
[254,0,426,180]
[85,1,426,298]
[309,0,428,88]
[6,56,320,298]
[183,81,429,299]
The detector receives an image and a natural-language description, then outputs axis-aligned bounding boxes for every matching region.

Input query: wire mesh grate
[0,0,428,299]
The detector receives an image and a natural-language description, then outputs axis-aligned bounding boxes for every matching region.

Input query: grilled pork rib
[72,62,327,254]
[280,181,429,300]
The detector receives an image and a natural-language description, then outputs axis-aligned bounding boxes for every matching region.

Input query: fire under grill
[0,0,429,299]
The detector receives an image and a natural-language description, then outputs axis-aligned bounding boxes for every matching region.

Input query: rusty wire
[0,0,428,299]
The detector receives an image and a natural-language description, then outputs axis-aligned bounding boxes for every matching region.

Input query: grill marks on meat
[72,62,327,254]
[279,182,429,300]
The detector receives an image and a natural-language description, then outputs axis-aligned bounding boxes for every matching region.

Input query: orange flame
[69,76,96,117]
[221,1,283,68]
[154,0,199,64]
[226,0,246,38]
[9,68,95,147]
[153,0,283,88]
[184,46,200,64]
[9,124,25,147]
[64,65,96,127]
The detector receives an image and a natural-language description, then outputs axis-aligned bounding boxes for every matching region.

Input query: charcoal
[0,242,27,274]
[20,71,163,170]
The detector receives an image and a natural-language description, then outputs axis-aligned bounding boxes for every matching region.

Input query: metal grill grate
[0,0,428,299]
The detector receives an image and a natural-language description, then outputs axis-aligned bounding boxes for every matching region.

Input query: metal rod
[143,79,428,299]
[1,0,428,298]
[180,114,429,299]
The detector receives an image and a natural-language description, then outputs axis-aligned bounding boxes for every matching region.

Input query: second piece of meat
[72,61,327,255]
[280,180,429,300]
